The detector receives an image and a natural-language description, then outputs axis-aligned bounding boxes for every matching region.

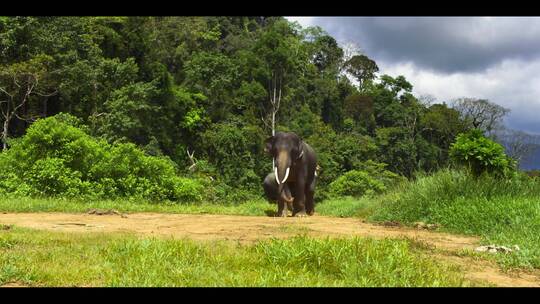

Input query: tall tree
[0,55,56,150]
[452,98,510,136]
[343,54,379,87]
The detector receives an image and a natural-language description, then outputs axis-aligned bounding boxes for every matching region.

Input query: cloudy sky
[286,17,540,134]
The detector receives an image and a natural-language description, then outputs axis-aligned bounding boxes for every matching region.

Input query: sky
[286,17,540,135]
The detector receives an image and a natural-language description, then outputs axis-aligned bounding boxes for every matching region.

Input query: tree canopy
[0,16,521,195]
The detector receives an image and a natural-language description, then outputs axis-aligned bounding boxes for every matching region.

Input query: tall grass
[371,169,540,269]
[0,227,471,287]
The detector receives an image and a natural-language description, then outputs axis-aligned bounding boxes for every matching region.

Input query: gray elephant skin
[262,132,317,217]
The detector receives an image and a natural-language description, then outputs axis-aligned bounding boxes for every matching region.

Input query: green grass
[371,169,540,269]
[314,196,378,218]
[0,196,375,218]
[0,196,275,216]
[4,169,540,273]
[0,227,474,287]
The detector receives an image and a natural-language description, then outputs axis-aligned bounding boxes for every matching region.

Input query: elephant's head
[264,132,304,193]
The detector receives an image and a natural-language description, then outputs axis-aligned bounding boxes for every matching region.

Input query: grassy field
[0,226,474,287]
[370,169,540,270]
[0,196,274,215]
[3,169,540,273]
[0,196,374,218]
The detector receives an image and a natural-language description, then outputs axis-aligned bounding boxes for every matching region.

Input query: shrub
[25,157,89,197]
[169,176,205,203]
[353,160,407,189]
[449,129,514,177]
[329,170,386,197]
[0,114,206,203]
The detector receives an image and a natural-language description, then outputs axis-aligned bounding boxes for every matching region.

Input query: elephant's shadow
[264,209,279,217]
[263,202,294,217]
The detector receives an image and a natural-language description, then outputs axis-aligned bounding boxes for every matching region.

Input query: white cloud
[285,17,315,28]
[285,17,540,134]
[378,59,540,134]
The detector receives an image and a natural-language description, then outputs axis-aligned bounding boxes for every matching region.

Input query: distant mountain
[493,129,540,171]
[519,144,540,170]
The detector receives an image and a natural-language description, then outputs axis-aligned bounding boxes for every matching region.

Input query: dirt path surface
[1,212,539,287]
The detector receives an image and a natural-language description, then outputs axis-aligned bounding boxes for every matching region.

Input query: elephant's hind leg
[305,179,316,216]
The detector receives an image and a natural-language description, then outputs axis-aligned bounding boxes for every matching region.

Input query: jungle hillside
[2,16,540,287]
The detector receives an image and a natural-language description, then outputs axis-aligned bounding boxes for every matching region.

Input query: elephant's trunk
[281,186,294,203]
[275,150,291,194]
[275,151,291,183]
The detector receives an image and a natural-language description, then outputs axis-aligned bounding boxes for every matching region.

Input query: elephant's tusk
[282,167,290,184]
[274,167,281,185]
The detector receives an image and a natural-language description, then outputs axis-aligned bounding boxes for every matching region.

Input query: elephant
[262,132,317,217]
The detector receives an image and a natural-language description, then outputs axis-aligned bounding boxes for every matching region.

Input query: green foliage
[375,127,418,177]
[371,169,540,268]
[0,17,491,201]
[0,114,206,202]
[354,160,407,188]
[329,170,386,197]
[26,158,89,197]
[96,81,159,143]
[200,121,265,190]
[450,129,514,176]
[343,54,379,86]
[314,196,378,218]
[328,162,403,198]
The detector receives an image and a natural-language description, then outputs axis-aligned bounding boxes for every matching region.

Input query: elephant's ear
[264,136,274,154]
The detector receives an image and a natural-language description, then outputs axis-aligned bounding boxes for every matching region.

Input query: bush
[449,129,514,177]
[306,123,378,194]
[0,114,206,203]
[326,161,405,198]
[169,176,205,202]
[26,157,89,197]
[329,170,386,197]
[354,160,406,189]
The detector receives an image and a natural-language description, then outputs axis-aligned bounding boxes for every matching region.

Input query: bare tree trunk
[2,117,9,151]
[260,71,284,169]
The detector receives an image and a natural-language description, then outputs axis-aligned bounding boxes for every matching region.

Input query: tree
[310,34,343,72]
[420,103,468,165]
[375,127,418,177]
[94,81,158,144]
[253,19,311,171]
[343,94,376,134]
[452,98,510,136]
[0,54,56,150]
[343,54,379,87]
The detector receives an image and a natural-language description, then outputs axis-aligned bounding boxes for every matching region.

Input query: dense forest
[0,16,532,202]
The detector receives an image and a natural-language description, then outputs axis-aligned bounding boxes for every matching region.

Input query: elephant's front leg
[276,183,293,217]
[292,181,308,217]
[277,199,288,217]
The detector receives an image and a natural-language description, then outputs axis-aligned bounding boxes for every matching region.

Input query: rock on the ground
[475,245,520,254]
[413,222,439,230]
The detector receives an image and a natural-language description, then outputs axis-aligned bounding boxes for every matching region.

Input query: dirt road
[1,212,539,287]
